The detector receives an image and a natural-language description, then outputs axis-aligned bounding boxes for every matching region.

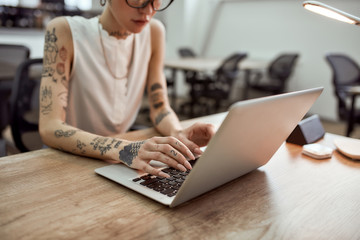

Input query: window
[1,0,92,11]
[65,0,91,11]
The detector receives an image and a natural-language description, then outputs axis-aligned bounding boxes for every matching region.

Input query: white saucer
[333,138,360,160]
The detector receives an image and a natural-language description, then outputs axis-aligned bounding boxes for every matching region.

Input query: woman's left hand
[172,122,216,157]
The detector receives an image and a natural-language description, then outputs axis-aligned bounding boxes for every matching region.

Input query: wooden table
[1,113,360,240]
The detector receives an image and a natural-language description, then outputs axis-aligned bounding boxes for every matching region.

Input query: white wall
[162,0,360,121]
[2,0,359,120]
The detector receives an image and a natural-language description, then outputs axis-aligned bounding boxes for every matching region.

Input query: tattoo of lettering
[154,110,171,125]
[90,137,118,155]
[44,28,58,65]
[110,31,131,38]
[54,129,77,138]
[119,141,145,166]
[150,83,162,92]
[40,86,53,115]
[170,150,178,157]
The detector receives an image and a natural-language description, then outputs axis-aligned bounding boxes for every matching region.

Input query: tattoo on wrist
[119,141,145,166]
[154,110,170,125]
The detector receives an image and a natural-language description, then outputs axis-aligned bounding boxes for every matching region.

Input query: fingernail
[159,171,170,178]
[187,150,195,160]
[194,148,203,155]
[184,161,192,170]
[177,164,187,172]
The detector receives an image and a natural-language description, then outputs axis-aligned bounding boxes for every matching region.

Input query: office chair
[0,44,30,137]
[243,53,299,99]
[181,52,248,116]
[325,53,360,136]
[178,47,196,58]
[9,58,44,152]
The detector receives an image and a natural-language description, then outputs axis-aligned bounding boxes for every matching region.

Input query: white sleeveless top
[65,16,151,136]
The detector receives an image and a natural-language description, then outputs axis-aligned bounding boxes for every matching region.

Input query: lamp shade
[303,1,360,26]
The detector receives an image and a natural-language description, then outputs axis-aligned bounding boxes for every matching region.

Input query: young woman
[38,0,215,178]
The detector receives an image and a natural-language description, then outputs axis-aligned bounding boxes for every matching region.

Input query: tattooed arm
[146,20,216,156]
[38,17,124,162]
[38,18,196,177]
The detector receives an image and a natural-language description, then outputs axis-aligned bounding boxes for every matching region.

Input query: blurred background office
[0,0,359,155]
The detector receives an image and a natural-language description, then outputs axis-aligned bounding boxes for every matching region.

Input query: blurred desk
[342,85,360,136]
[165,58,268,73]
[1,112,360,239]
[164,58,268,115]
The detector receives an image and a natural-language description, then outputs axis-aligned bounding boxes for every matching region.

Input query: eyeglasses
[126,0,174,12]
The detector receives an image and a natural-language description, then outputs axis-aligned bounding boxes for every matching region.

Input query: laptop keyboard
[132,158,198,197]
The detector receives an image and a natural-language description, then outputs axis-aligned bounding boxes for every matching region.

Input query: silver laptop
[95,87,323,207]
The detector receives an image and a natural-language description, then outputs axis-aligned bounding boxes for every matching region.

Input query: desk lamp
[302,1,360,159]
[303,1,360,26]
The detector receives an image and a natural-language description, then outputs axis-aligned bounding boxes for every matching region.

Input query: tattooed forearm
[119,141,145,166]
[90,137,120,155]
[150,83,162,92]
[114,140,122,148]
[40,85,53,115]
[73,140,87,154]
[154,110,171,125]
[150,92,164,109]
[54,129,77,138]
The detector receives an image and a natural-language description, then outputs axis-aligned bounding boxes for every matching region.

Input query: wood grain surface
[1,113,360,240]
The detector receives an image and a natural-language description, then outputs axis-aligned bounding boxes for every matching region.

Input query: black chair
[9,58,43,152]
[178,48,196,58]
[181,52,248,116]
[0,44,30,137]
[325,54,360,137]
[243,53,299,99]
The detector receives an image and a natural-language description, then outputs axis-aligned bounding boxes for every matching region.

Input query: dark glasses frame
[125,0,174,12]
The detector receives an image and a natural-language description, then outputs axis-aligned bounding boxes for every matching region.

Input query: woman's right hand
[118,136,196,178]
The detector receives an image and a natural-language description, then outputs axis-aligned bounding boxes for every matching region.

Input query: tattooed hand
[118,137,196,178]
